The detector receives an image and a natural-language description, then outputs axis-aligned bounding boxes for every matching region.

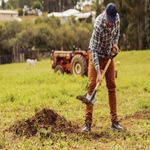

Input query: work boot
[82,122,91,133]
[111,121,124,131]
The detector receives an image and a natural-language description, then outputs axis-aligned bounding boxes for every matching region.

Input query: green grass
[0,50,150,149]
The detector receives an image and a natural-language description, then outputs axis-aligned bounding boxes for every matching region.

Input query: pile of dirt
[8,108,79,137]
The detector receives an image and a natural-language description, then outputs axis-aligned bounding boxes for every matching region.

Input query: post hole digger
[76,53,117,106]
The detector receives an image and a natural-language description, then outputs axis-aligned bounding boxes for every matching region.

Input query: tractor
[51,50,89,76]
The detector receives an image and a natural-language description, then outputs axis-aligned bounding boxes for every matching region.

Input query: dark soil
[7,108,150,142]
[7,108,104,141]
[8,108,79,137]
[124,108,150,120]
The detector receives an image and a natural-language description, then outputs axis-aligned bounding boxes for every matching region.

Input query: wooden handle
[95,59,112,90]
[89,59,112,101]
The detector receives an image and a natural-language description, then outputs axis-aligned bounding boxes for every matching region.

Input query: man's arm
[89,18,102,71]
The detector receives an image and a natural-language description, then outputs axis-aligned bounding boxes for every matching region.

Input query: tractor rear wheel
[71,54,87,76]
[54,65,64,74]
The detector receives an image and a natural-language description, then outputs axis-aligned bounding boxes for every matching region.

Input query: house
[75,0,103,12]
[0,10,21,22]
[75,0,93,12]
[48,9,80,24]
[23,5,43,16]
[82,0,93,12]
[75,11,96,23]
[48,9,95,23]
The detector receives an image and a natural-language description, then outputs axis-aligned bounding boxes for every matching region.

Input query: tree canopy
[0,0,150,51]
[102,0,150,50]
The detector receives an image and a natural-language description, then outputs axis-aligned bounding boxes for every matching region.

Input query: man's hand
[96,70,102,84]
[112,44,120,54]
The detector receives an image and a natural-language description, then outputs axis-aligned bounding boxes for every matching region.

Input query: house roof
[47,9,95,23]
[48,9,80,18]
[62,9,80,17]
[48,12,62,17]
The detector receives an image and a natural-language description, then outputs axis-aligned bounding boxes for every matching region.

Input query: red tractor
[51,50,89,76]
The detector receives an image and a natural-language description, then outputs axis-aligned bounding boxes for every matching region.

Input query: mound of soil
[8,108,79,137]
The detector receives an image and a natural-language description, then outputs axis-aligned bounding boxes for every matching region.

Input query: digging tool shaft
[89,58,112,101]
[76,53,118,105]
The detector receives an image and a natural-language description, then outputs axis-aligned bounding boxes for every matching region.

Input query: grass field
[0,50,150,150]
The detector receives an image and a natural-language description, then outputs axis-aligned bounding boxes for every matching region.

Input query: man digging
[77,3,124,132]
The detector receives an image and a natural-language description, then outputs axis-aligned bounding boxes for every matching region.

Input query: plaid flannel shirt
[89,11,120,71]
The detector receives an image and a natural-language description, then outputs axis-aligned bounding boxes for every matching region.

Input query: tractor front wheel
[71,54,87,76]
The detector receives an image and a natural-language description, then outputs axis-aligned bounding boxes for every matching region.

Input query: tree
[43,0,77,12]
[145,0,150,49]
[6,0,43,9]
[2,0,5,9]
[18,0,32,8]
[93,0,104,17]
[103,0,148,50]
[6,0,19,9]
[6,3,14,9]
[126,0,145,50]
[32,1,43,10]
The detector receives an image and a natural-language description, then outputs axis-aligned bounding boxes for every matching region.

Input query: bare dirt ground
[124,108,150,120]
[5,108,150,144]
